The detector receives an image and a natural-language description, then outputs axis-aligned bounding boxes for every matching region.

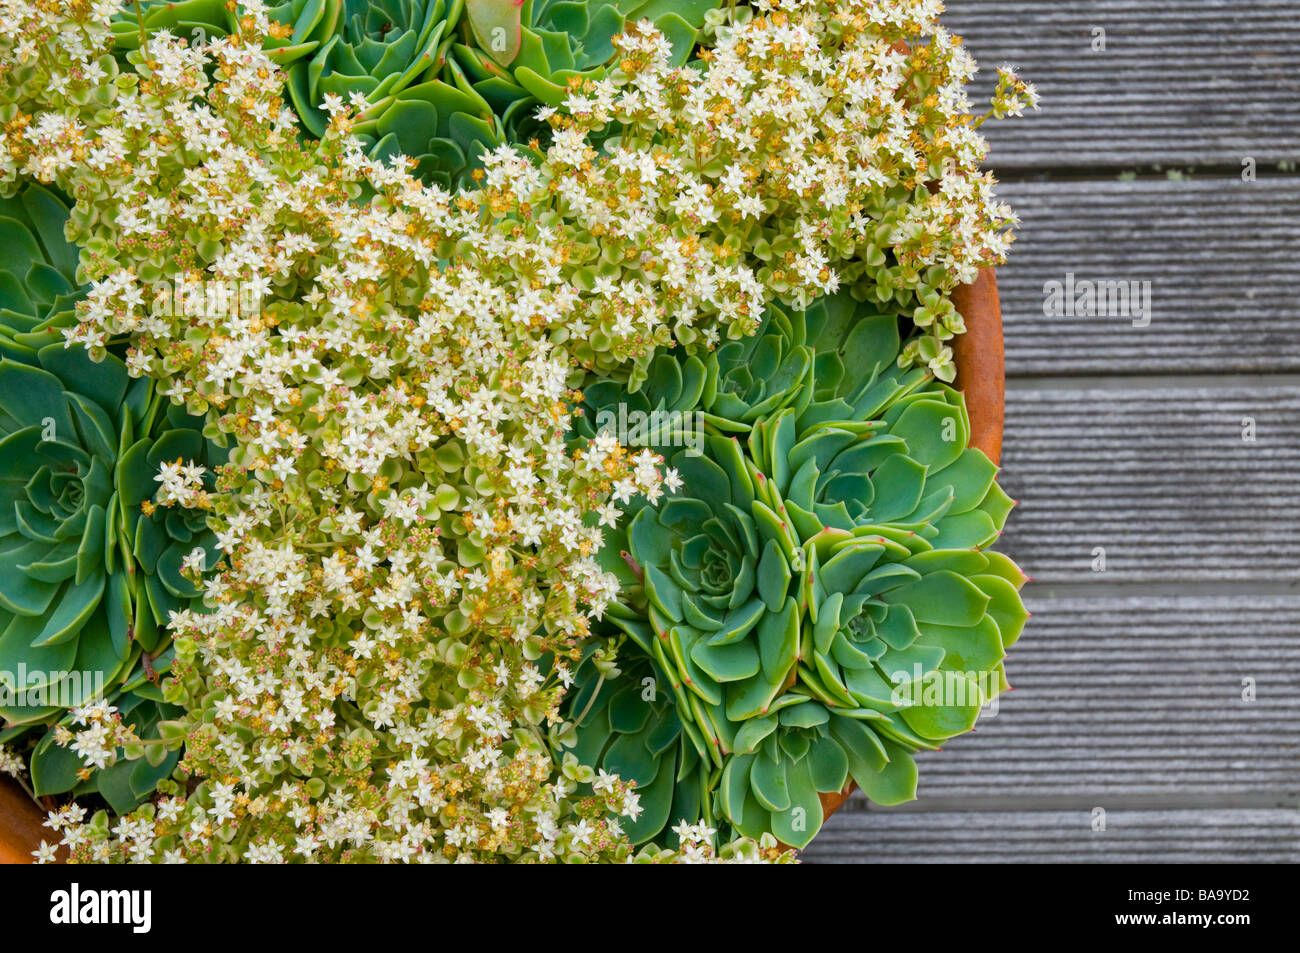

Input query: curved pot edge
[0,779,50,864]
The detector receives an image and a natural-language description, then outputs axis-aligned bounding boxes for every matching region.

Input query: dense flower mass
[0,0,1033,862]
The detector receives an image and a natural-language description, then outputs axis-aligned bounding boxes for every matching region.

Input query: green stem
[8,770,43,810]
[570,673,604,729]
[134,1,148,54]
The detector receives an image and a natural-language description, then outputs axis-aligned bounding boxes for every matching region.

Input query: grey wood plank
[902,596,1300,802]
[943,0,1300,170]
[994,178,1300,375]
[804,808,1300,863]
[996,385,1300,582]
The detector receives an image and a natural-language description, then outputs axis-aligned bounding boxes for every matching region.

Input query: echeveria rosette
[569,292,1027,847]
[115,0,500,187]
[0,342,225,807]
[456,0,717,137]
[280,0,720,187]
[0,184,85,363]
[281,0,513,189]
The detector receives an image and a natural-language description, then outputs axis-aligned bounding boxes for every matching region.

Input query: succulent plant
[453,0,717,132]
[27,683,185,815]
[111,0,341,68]
[0,184,84,363]
[563,293,1027,847]
[282,0,719,187]
[0,339,225,803]
[272,0,503,188]
[567,649,715,846]
[113,0,722,188]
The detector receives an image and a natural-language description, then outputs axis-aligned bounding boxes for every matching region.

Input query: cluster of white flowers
[153,458,209,507]
[0,744,25,778]
[0,0,1027,863]
[45,702,143,776]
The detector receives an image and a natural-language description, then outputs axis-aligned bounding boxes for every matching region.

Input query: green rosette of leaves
[0,184,85,363]
[0,335,226,810]
[564,292,1028,847]
[113,0,485,184]
[281,0,511,188]
[455,0,717,137]
[284,0,720,187]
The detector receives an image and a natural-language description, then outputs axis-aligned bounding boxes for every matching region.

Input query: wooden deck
[805,0,1300,863]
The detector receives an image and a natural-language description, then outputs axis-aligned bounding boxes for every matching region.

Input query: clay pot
[0,780,49,863]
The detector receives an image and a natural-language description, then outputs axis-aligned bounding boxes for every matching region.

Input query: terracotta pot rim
[951,267,1005,469]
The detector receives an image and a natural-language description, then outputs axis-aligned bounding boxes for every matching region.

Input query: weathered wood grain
[804,808,1300,863]
[995,385,1300,583]
[944,0,1300,171]
[993,179,1300,375]
[808,596,1300,859]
